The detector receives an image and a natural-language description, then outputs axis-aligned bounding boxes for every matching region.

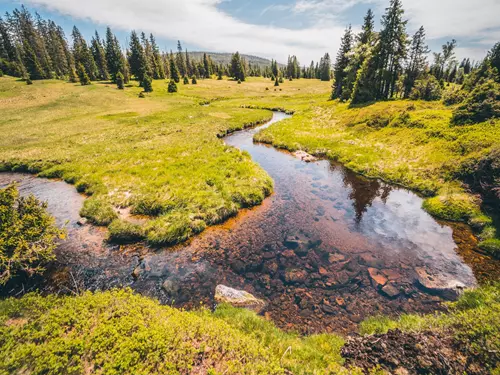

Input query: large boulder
[214,285,267,313]
[415,268,467,301]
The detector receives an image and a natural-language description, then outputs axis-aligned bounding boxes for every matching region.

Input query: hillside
[188,51,281,68]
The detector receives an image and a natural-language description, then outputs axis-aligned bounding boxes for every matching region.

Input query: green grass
[0,77,330,245]
[254,99,500,231]
[0,289,358,375]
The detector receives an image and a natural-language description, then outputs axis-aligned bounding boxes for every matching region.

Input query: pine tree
[203,53,211,78]
[168,79,177,93]
[105,27,124,82]
[128,31,148,82]
[359,9,375,45]
[46,22,72,78]
[332,25,353,99]
[402,26,429,98]
[116,71,124,89]
[22,39,45,80]
[274,76,279,86]
[72,26,98,80]
[142,73,153,92]
[176,40,187,77]
[77,62,90,85]
[217,69,223,80]
[320,53,332,81]
[91,31,109,81]
[169,51,180,83]
[183,76,189,84]
[150,34,165,79]
[191,76,197,84]
[230,52,245,81]
[185,49,192,77]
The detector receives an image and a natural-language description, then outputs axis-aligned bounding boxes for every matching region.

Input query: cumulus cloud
[22,0,344,64]
[20,0,499,63]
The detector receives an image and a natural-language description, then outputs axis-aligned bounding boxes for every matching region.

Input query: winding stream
[1,111,498,333]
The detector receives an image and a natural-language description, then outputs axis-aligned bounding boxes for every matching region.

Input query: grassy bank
[255,99,500,250]
[0,76,329,246]
[1,286,498,374]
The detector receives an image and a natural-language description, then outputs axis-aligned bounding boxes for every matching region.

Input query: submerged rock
[368,267,388,288]
[162,279,180,297]
[381,283,400,298]
[415,268,467,300]
[293,150,317,163]
[214,285,267,313]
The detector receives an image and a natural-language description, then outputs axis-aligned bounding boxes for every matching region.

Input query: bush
[183,76,189,85]
[116,71,124,89]
[237,79,242,84]
[167,80,177,93]
[26,77,33,85]
[80,197,118,226]
[191,76,197,84]
[452,79,500,124]
[0,184,63,285]
[442,86,466,106]
[409,76,442,101]
[142,73,153,92]
[0,69,4,77]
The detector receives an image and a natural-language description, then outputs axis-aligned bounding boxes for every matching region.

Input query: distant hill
[188,52,280,68]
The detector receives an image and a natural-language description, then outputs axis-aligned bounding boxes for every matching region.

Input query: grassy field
[0,76,330,245]
[1,76,498,248]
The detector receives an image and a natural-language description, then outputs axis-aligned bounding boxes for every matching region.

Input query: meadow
[0,76,498,250]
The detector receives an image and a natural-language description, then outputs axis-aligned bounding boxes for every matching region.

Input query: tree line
[330,0,497,104]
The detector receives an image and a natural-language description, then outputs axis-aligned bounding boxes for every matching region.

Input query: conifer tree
[91,31,109,81]
[76,62,90,85]
[168,79,177,93]
[274,76,279,86]
[191,76,197,84]
[230,52,245,81]
[116,71,124,89]
[72,26,98,80]
[332,25,353,99]
[128,31,148,82]
[403,26,429,98]
[183,76,189,84]
[169,51,180,83]
[23,39,45,80]
[176,40,187,77]
[217,69,223,80]
[203,53,211,78]
[142,73,153,92]
[319,53,332,81]
[149,34,165,79]
[105,27,124,82]
[46,22,72,78]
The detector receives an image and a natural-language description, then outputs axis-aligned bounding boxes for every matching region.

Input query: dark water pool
[1,112,498,333]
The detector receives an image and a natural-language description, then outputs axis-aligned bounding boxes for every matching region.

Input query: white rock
[214,285,267,313]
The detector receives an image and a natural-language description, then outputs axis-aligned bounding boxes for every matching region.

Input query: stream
[1,111,499,334]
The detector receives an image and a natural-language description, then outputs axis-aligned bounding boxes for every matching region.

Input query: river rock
[381,283,400,298]
[294,150,317,163]
[214,285,267,313]
[162,279,180,296]
[284,269,308,284]
[368,267,388,288]
[415,268,467,300]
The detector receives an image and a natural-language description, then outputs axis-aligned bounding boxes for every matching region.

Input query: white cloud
[22,0,344,64]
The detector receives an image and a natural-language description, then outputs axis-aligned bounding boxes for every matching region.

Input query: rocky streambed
[1,111,499,334]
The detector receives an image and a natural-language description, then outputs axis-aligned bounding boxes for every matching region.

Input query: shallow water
[1,112,498,333]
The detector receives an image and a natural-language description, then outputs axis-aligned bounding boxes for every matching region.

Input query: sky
[1,0,499,65]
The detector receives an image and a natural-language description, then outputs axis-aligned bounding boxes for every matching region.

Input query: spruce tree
[150,34,165,79]
[77,62,90,85]
[72,26,98,81]
[128,31,148,82]
[169,51,180,83]
[167,79,177,93]
[105,27,124,82]
[191,76,197,84]
[176,40,187,77]
[403,26,429,98]
[230,52,245,81]
[203,53,211,78]
[332,25,353,99]
[91,31,109,81]
[142,73,153,92]
[274,76,279,86]
[320,53,332,81]
[116,71,124,89]
[183,76,189,84]
[217,69,223,80]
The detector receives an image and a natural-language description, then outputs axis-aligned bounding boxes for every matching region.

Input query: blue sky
[1,0,498,64]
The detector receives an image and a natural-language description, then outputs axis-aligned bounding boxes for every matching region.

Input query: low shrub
[452,79,500,124]
[409,76,442,101]
[167,80,177,93]
[0,184,63,285]
[478,239,500,258]
[442,86,467,106]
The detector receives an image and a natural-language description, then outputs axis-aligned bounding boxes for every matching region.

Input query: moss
[80,197,118,226]
[0,290,353,375]
[107,219,145,244]
[478,239,500,258]
[422,193,480,222]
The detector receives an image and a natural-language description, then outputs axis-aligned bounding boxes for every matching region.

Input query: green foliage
[116,71,124,89]
[452,79,500,124]
[183,76,189,85]
[167,79,177,93]
[191,76,197,84]
[230,52,245,81]
[0,290,352,375]
[76,63,91,85]
[409,76,442,101]
[0,184,63,285]
[26,77,33,85]
[442,86,466,106]
[274,77,279,87]
[80,197,118,226]
[478,239,500,258]
[142,73,153,93]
